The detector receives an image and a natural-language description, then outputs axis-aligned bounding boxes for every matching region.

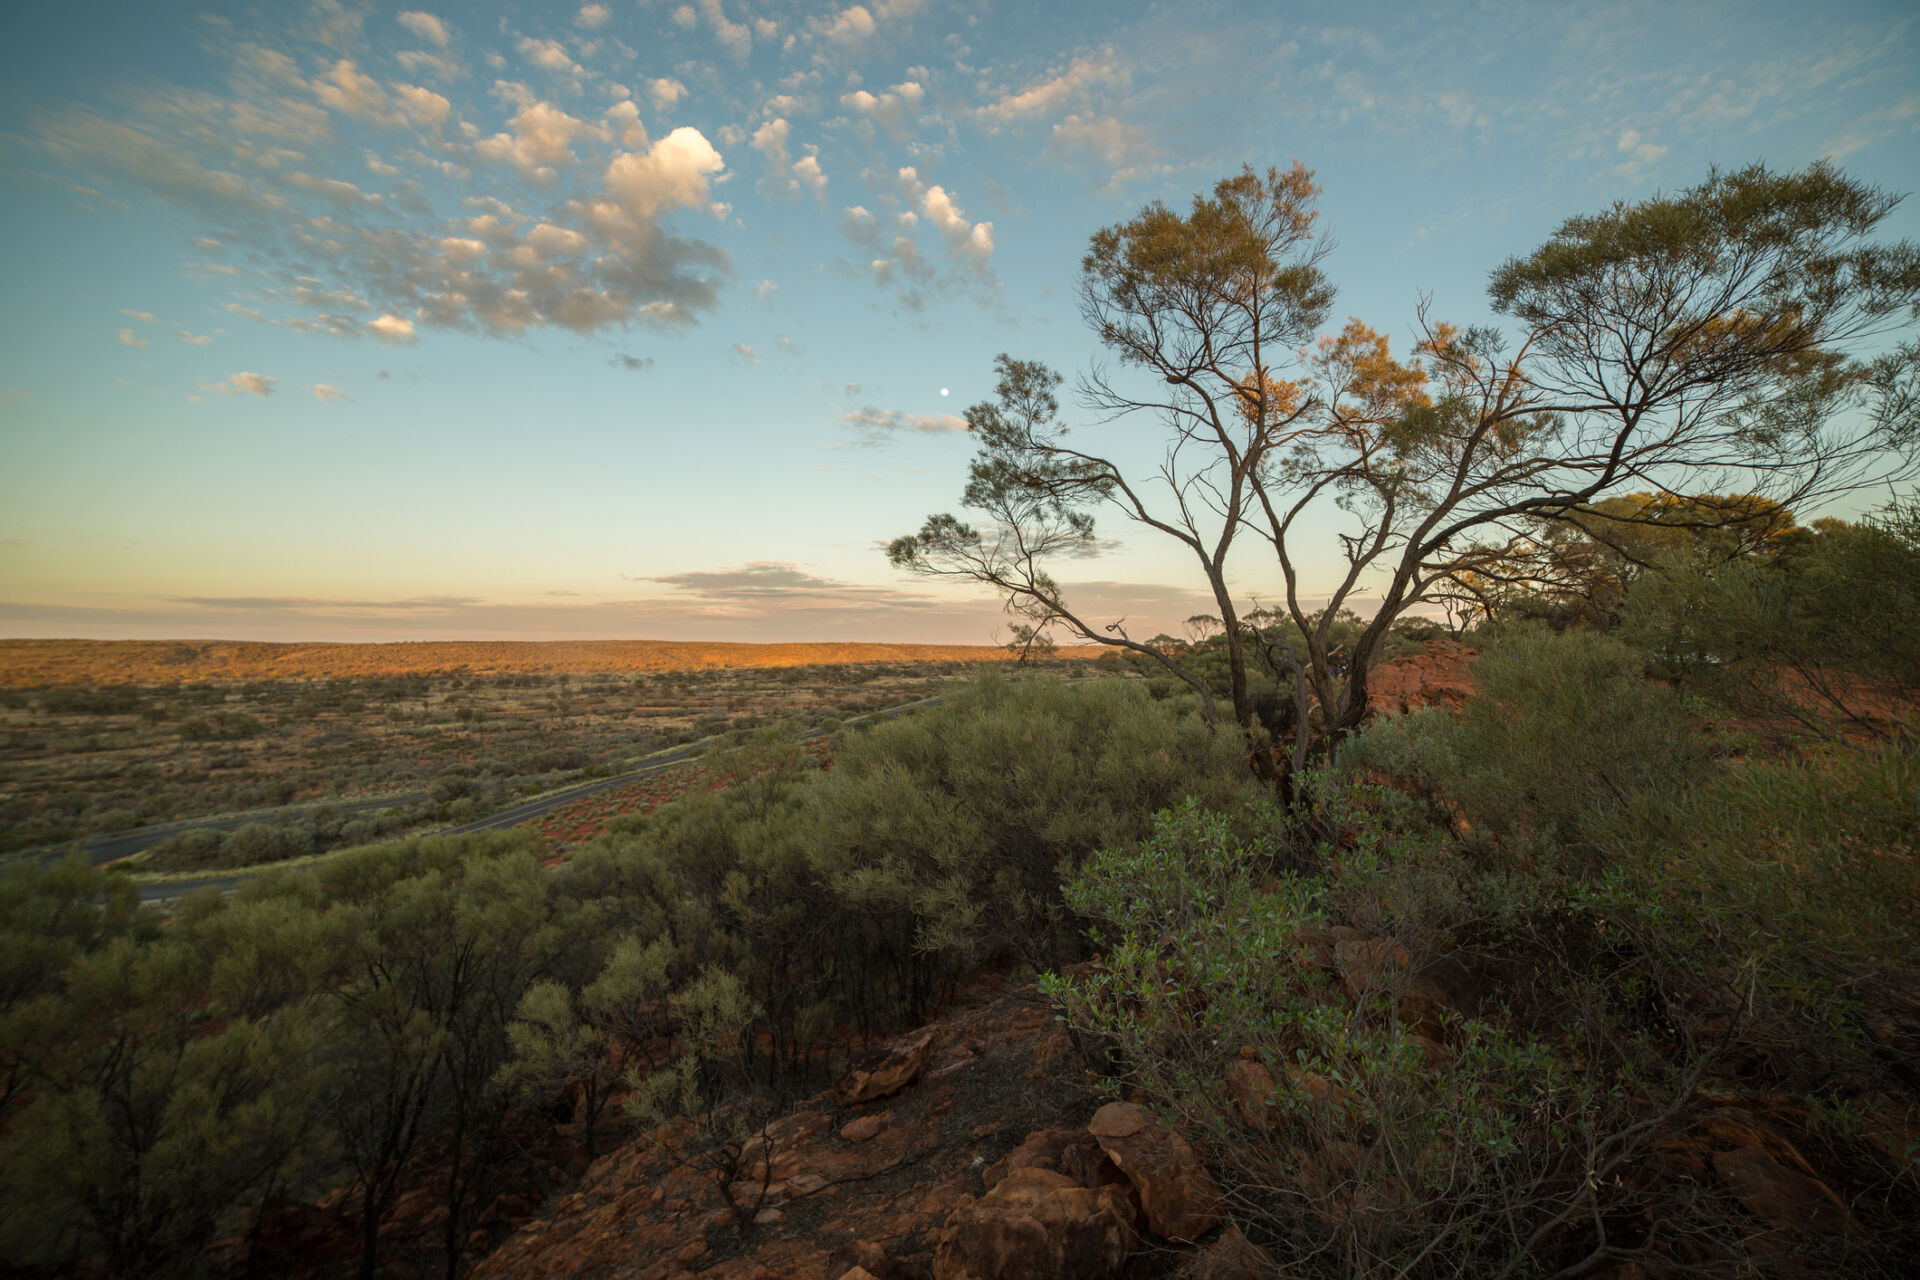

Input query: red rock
[1225,1058,1278,1131]
[838,1025,941,1104]
[842,1110,891,1142]
[984,1127,1122,1192]
[934,1167,1136,1280]
[1711,1146,1859,1237]
[1184,1225,1285,1278]
[1087,1102,1224,1242]
[1367,640,1477,717]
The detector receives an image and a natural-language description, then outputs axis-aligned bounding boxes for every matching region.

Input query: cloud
[840,80,925,136]
[396,11,451,47]
[476,99,593,178]
[516,37,584,82]
[2,388,36,406]
[209,371,277,397]
[1048,114,1162,186]
[313,383,347,401]
[36,22,735,350]
[687,0,752,62]
[647,561,934,613]
[839,405,967,445]
[312,59,398,125]
[978,52,1125,122]
[175,330,214,346]
[918,179,993,265]
[611,353,655,371]
[649,78,688,110]
[367,314,418,343]
[119,309,155,324]
[575,4,610,30]
[820,5,877,46]
[116,328,149,348]
[732,342,759,362]
[171,593,480,611]
[750,117,828,198]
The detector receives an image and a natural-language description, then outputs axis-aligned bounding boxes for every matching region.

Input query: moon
[940,387,950,396]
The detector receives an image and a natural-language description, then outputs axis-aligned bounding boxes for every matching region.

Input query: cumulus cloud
[686,0,752,61]
[210,371,277,397]
[119,308,155,324]
[575,4,610,29]
[820,5,877,45]
[36,19,736,349]
[840,80,924,136]
[176,330,214,346]
[116,328,149,348]
[516,37,584,81]
[476,99,593,178]
[648,77,687,111]
[396,11,450,47]
[367,314,418,344]
[750,117,828,198]
[313,383,347,400]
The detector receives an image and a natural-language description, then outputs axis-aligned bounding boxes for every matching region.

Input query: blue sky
[1,0,1916,643]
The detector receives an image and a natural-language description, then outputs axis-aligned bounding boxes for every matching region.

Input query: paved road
[11,792,433,870]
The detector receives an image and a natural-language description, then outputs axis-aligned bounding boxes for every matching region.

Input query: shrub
[1045,797,1643,1278]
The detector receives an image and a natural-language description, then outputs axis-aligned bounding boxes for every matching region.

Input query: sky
[1,0,1916,645]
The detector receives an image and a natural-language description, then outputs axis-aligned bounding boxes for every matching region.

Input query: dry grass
[0,639,1098,687]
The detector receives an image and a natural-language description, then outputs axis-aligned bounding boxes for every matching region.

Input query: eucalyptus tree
[892,161,1920,765]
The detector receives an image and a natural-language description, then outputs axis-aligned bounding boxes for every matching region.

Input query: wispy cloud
[838,405,967,445]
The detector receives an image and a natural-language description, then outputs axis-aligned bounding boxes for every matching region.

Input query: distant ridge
[0,638,1096,686]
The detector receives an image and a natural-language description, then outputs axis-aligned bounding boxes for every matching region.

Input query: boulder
[842,1110,892,1143]
[1087,1102,1224,1242]
[839,1026,942,1105]
[1712,1146,1859,1237]
[983,1126,1124,1192]
[934,1168,1136,1280]
[1181,1225,1286,1279]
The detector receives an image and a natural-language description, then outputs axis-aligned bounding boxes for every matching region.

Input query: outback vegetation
[3,159,1917,1280]
[0,653,1077,862]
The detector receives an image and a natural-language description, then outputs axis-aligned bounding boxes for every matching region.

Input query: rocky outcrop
[932,1168,1137,1280]
[1367,639,1477,717]
[837,1024,941,1105]
[1087,1102,1225,1242]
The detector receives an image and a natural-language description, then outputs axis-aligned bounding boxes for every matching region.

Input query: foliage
[896,160,1920,768]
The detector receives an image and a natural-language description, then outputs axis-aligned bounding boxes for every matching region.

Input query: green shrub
[1045,797,1633,1278]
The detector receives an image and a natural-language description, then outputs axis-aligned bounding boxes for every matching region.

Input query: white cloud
[367,314,418,344]
[175,330,213,346]
[751,117,828,198]
[475,100,593,178]
[822,5,877,45]
[396,11,450,47]
[394,83,452,130]
[314,383,347,401]
[649,77,688,110]
[575,4,610,30]
[732,342,760,362]
[119,308,154,324]
[517,37,584,80]
[597,126,726,219]
[116,328,148,348]
[604,100,649,148]
[1048,113,1161,186]
[211,371,277,397]
[691,0,752,61]
[313,59,396,124]
[921,183,993,263]
[978,52,1124,122]
[841,80,925,135]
